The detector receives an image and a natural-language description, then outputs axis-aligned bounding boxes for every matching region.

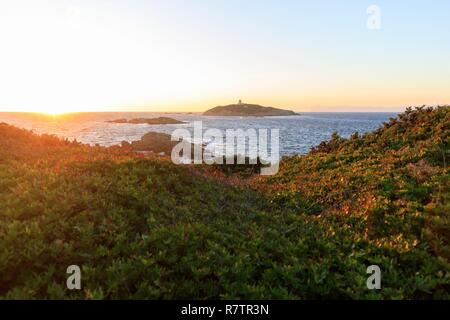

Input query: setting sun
[36,106,71,116]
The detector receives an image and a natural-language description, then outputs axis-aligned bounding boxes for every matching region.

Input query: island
[203,100,297,117]
[107,117,185,125]
[121,131,195,156]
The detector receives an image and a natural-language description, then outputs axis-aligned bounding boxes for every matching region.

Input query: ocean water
[0,112,397,155]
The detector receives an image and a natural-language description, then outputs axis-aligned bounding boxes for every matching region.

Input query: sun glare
[32,103,76,116]
[40,109,64,116]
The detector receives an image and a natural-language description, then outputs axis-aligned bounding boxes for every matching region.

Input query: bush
[0,106,449,299]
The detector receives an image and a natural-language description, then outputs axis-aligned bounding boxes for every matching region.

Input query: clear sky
[0,0,449,113]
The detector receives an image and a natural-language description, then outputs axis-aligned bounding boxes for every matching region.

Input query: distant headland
[106,117,185,125]
[203,100,297,117]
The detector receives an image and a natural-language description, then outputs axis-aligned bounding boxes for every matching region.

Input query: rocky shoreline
[107,117,185,125]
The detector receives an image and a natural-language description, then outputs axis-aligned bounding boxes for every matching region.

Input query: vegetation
[0,106,448,299]
[204,103,297,117]
[107,117,185,125]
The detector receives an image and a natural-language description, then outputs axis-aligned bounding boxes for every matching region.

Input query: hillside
[0,106,448,299]
[204,103,297,116]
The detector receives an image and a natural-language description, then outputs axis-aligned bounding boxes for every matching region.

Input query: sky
[0,0,449,113]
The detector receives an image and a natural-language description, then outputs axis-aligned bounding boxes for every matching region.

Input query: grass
[0,106,448,299]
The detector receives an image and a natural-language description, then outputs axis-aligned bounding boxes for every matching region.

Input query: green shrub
[0,107,449,299]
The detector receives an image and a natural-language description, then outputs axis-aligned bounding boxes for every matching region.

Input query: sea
[0,112,397,156]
